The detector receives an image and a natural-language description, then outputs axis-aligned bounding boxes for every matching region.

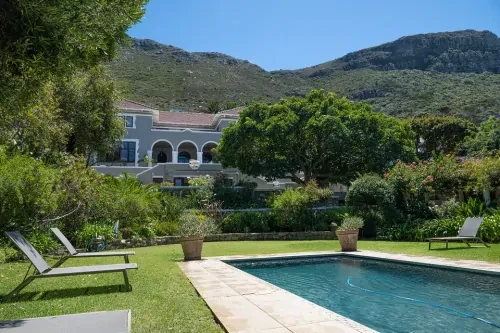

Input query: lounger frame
[3,232,137,300]
[50,228,134,268]
[426,217,489,249]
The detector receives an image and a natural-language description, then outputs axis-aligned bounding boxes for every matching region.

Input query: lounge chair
[3,231,137,300]
[0,310,131,333]
[426,217,489,249]
[50,228,135,268]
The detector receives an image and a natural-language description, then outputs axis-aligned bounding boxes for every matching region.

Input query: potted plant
[336,216,364,251]
[179,211,217,260]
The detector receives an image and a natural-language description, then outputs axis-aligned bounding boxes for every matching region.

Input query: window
[178,151,191,163]
[118,141,136,162]
[122,115,134,128]
[102,141,137,164]
[174,177,189,186]
[202,152,213,163]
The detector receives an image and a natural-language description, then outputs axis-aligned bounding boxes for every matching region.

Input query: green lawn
[1,241,499,332]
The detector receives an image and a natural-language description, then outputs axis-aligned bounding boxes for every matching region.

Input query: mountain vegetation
[109,30,500,121]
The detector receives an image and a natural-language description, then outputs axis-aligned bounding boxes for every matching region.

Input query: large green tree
[0,0,147,110]
[0,0,146,162]
[1,68,124,164]
[464,117,500,157]
[409,115,477,159]
[217,90,416,186]
[57,67,125,165]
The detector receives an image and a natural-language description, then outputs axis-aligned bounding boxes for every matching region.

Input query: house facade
[93,100,348,197]
[93,101,296,189]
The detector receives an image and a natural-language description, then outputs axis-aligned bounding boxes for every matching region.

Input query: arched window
[151,140,173,163]
[178,151,191,163]
[202,142,218,163]
[202,152,213,163]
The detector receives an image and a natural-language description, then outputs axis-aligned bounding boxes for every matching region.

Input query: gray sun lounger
[0,310,131,333]
[4,232,137,300]
[50,228,135,268]
[426,217,490,249]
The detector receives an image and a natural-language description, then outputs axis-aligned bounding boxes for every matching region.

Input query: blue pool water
[229,256,500,333]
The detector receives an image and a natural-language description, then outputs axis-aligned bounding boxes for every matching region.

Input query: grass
[0,240,499,332]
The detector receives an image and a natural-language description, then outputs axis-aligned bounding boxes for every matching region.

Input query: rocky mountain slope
[109,30,500,120]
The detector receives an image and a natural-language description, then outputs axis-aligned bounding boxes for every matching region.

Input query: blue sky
[128,0,500,71]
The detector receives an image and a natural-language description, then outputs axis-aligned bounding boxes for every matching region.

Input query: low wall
[107,231,336,249]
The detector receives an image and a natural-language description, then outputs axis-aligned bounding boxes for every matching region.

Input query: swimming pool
[229,256,500,333]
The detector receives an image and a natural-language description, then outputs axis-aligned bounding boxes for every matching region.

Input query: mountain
[109,30,500,121]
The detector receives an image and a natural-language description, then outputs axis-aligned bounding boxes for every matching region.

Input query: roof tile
[158,112,215,126]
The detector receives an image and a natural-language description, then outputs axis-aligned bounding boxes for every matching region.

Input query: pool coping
[179,251,500,332]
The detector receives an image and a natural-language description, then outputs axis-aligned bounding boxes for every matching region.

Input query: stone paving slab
[179,258,375,333]
[180,250,500,333]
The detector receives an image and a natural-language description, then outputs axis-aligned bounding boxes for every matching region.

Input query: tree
[217,90,416,186]
[464,117,500,157]
[409,115,477,159]
[57,67,125,165]
[1,67,124,164]
[0,0,147,113]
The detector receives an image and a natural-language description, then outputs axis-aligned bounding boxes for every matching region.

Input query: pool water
[229,256,500,333]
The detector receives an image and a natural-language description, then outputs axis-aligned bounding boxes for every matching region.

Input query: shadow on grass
[0,284,126,303]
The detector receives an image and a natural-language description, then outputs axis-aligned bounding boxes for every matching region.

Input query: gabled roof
[116,100,245,127]
[115,100,158,111]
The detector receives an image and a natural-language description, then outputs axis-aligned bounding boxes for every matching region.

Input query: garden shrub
[136,223,156,239]
[377,222,423,241]
[377,213,500,243]
[220,212,271,233]
[271,181,332,231]
[346,174,398,237]
[455,198,487,217]
[0,151,60,237]
[27,230,60,254]
[346,174,395,208]
[96,174,164,229]
[153,221,179,236]
[430,198,460,218]
[213,174,259,209]
[219,208,344,233]
[160,193,188,224]
[186,176,215,209]
[385,154,470,221]
[0,246,21,264]
[75,223,115,248]
[466,157,500,193]
[313,208,351,230]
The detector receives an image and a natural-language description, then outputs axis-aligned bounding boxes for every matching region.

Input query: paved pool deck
[178,251,500,333]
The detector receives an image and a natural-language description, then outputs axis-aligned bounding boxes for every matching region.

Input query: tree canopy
[0,0,147,110]
[217,90,416,185]
[0,67,124,164]
[464,117,500,157]
[409,115,477,159]
[0,0,147,163]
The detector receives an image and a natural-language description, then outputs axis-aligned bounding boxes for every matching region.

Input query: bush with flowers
[384,153,471,199]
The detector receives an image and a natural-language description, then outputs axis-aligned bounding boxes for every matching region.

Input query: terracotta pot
[181,237,204,261]
[335,230,359,252]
